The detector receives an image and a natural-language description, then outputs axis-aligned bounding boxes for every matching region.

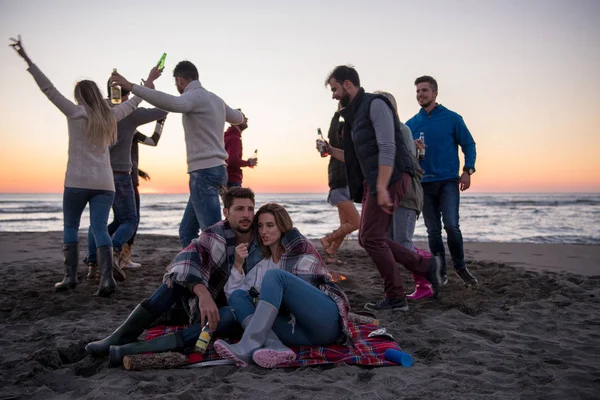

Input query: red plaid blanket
[146,322,402,367]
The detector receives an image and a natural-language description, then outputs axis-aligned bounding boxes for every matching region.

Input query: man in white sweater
[111,62,244,247]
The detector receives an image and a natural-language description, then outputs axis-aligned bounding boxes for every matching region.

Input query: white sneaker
[123,260,141,269]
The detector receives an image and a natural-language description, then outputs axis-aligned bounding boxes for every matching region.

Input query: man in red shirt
[224,111,257,189]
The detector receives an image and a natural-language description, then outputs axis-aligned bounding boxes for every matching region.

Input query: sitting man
[85,187,263,366]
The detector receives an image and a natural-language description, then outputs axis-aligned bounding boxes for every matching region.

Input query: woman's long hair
[373,90,398,116]
[254,203,293,258]
[74,80,117,147]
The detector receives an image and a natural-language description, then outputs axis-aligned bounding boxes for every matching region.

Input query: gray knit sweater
[28,64,141,191]
[131,81,243,172]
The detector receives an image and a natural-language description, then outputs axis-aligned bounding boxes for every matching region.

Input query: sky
[0,0,599,194]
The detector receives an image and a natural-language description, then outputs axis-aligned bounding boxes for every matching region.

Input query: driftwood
[123,352,188,371]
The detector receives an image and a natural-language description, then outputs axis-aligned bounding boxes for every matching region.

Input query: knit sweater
[28,64,142,191]
[110,108,168,172]
[131,82,244,172]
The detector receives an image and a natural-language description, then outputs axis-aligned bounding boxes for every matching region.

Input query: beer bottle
[194,322,212,354]
[249,149,258,169]
[418,132,425,160]
[110,68,122,105]
[317,129,328,157]
[157,53,167,70]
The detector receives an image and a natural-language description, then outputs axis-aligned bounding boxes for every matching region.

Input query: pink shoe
[407,284,434,300]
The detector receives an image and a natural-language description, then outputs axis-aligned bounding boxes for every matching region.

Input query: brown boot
[120,243,141,270]
[85,262,99,283]
[113,248,126,282]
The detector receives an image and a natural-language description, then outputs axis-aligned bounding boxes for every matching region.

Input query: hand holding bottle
[110,70,133,92]
[9,35,32,66]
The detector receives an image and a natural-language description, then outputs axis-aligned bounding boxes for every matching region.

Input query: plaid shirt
[279,228,353,346]
[163,220,262,324]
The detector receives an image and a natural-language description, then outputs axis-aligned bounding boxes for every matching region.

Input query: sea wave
[0,206,63,214]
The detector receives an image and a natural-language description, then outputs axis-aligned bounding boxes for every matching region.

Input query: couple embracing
[85,187,352,368]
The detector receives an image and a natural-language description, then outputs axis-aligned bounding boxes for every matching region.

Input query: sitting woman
[214,203,352,368]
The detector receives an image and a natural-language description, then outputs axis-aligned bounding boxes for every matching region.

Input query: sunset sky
[1,0,598,194]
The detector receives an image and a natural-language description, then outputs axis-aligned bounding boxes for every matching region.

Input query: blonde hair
[374,90,398,116]
[254,203,293,258]
[74,80,117,147]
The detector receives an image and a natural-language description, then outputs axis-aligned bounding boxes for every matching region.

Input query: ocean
[0,193,599,245]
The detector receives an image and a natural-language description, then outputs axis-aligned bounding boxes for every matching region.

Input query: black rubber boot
[108,331,184,367]
[85,303,157,357]
[95,245,117,298]
[54,242,79,291]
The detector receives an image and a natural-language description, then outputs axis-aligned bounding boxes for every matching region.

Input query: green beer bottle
[157,53,167,70]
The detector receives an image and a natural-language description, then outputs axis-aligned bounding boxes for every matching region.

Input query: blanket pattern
[145,322,402,367]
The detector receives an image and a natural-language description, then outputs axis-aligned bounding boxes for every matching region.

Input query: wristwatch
[463,167,475,175]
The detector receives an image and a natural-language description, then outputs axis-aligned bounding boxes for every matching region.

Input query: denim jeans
[179,166,227,248]
[142,283,239,347]
[63,187,114,247]
[108,183,140,245]
[227,181,242,190]
[228,269,341,346]
[388,207,417,252]
[88,174,138,262]
[422,179,465,274]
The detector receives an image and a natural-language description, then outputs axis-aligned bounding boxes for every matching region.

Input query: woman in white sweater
[10,36,158,297]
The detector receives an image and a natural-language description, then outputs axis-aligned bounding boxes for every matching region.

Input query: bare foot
[320,237,335,256]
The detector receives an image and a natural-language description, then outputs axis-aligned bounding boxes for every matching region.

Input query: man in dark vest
[324,65,443,311]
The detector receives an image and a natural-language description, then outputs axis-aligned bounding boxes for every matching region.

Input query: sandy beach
[0,231,599,399]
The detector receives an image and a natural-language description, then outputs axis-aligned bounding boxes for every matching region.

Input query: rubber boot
[407,273,434,300]
[85,303,157,357]
[213,300,278,367]
[252,330,296,368]
[108,331,184,367]
[54,242,79,291]
[95,245,117,298]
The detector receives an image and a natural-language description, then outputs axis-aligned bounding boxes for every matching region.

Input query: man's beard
[340,91,351,107]
[233,222,252,234]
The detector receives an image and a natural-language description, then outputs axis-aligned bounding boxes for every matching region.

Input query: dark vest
[327,113,347,190]
[340,88,415,203]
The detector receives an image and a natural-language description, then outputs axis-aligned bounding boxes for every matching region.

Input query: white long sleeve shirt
[224,257,281,300]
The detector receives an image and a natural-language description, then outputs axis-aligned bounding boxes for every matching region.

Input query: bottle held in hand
[157,53,167,70]
[418,132,425,160]
[110,68,122,105]
[194,323,212,354]
[316,128,328,157]
[249,149,258,168]
[154,117,167,136]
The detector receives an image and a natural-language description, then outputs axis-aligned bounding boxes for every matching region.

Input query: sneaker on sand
[364,297,409,312]
[456,267,478,286]
[442,275,449,285]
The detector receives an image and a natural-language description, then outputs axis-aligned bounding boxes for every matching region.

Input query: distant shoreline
[1,231,598,277]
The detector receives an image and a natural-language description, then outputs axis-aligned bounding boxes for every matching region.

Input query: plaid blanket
[145,322,402,367]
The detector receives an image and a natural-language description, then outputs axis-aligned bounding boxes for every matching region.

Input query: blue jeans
[422,179,465,274]
[108,183,140,245]
[388,207,417,252]
[142,283,239,347]
[88,174,138,262]
[63,187,114,246]
[227,181,242,190]
[179,166,227,248]
[228,269,341,346]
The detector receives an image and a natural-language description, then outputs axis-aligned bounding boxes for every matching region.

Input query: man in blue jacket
[405,76,478,286]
